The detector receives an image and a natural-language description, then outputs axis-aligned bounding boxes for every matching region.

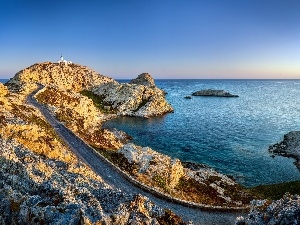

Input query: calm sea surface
[0,79,9,83]
[104,79,300,187]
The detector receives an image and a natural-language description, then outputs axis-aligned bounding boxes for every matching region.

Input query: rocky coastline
[269,131,300,168]
[1,62,299,224]
[192,89,239,97]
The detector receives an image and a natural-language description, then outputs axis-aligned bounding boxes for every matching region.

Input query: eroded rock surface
[92,74,174,117]
[192,89,239,97]
[235,194,300,225]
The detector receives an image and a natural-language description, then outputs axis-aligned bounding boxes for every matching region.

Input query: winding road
[27,86,245,225]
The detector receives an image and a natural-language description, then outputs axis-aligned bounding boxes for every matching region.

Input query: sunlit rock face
[0,88,174,225]
[92,73,174,118]
[0,83,8,96]
[6,62,114,92]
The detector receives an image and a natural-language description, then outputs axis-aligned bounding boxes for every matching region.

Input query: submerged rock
[192,89,239,97]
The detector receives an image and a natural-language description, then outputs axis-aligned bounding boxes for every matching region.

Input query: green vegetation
[249,180,300,200]
[153,175,167,191]
[80,90,115,113]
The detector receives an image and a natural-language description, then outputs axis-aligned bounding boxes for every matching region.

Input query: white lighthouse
[58,54,72,65]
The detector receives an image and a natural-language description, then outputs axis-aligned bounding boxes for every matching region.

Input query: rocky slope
[92,73,174,117]
[0,83,185,224]
[235,194,300,225]
[269,131,300,168]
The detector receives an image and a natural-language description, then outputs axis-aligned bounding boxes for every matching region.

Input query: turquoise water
[104,79,300,187]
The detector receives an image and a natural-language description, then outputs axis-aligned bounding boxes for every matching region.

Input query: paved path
[27,86,245,225]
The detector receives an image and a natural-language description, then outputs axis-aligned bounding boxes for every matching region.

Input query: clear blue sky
[1,0,300,79]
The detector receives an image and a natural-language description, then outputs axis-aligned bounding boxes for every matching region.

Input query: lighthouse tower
[57,54,72,65]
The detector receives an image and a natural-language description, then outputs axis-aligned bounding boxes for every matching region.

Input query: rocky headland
[269,131,300,168]
[91,73,174,117]
[3,61,298,224]
[192,89,239,97]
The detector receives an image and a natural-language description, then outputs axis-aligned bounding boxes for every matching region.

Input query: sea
[104,79,300,187]
[0,79,9,83]
[2,78,300,187]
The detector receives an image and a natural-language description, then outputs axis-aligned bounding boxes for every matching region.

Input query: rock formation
[92,74,174,117]
[129,73,156,87]
[192,89,239,97]
[6,62,114,93]
[235,194,300,225]
[116,143,252,207]
[269,131,300,168]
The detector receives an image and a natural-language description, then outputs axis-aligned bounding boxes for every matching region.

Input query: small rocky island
[192,89,239,97]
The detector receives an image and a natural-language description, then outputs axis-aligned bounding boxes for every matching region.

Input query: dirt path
[27,86,244,225]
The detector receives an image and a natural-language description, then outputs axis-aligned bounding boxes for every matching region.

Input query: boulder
[192,89,239,97]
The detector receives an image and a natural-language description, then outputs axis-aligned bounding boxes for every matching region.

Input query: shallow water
[104,79,300,187]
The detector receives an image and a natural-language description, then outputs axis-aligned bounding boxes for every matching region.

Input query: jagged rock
[6,62,114,92]
[235,194,300,225]
[192,89,239,97]
[129,73,155,87]
[269,131,300,168]
[92,74,174,117]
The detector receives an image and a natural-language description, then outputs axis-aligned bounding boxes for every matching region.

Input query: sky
[0,0,300,79]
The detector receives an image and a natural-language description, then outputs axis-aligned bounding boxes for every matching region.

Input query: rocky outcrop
[6,62,114,93]
[92,74,174,117]
[116,143,252,207]
[129,73,155,87]
[235,194,300,225]
[192,89,239,97]
[119,144,184,189]
[269,131,300,168]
